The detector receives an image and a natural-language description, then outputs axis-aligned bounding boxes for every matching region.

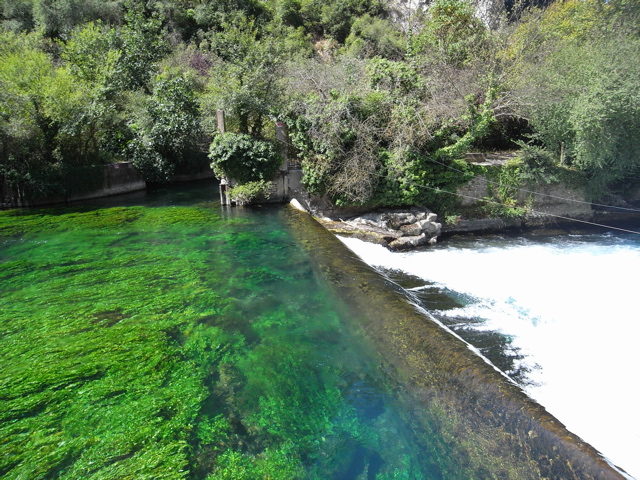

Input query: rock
[399,223,422,237]
[388,234,429,251]
[387,212,418,229]
[417,219,442,236]
[323,205,442,251]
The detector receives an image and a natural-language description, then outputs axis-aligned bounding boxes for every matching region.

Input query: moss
[0,198,428,478]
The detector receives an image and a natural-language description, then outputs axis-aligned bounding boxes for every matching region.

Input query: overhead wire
[423,154,640,213]
[402,177,640,236]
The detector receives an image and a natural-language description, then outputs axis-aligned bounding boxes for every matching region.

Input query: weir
[286,206,628,479]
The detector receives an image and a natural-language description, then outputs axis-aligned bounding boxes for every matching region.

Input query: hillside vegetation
[1,0,639,212]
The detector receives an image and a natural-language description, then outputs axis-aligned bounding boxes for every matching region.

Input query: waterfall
[339,232,640,479]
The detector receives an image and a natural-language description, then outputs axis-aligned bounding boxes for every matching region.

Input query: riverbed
[339,231,640,479]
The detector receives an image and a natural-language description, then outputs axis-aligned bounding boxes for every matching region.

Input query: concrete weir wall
[287,207,628,479]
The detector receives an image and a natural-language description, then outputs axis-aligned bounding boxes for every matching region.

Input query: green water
[0,184,425,479]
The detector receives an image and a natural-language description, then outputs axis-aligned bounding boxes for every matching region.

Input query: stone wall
[456,175,593,218]
[23,162,146,207]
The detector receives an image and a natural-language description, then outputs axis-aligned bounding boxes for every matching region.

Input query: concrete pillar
[275,121,289,171]
[216,109,226,134]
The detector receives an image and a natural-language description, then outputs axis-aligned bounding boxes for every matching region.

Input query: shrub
[209,133,282,184]
[227,180,273,205]
[514,141,559,184]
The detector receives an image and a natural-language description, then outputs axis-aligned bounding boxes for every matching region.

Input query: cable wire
[424,155,640,213]
[406,180,640,236]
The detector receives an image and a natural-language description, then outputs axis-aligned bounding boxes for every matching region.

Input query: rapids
[339,232,640,479]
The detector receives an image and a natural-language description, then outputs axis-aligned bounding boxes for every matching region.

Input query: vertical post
[275,121,289,171]
[560,141,566,166]
[216,109,226,134]
[217,110,230,205]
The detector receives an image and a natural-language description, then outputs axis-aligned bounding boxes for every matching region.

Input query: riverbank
[314,207,640,249]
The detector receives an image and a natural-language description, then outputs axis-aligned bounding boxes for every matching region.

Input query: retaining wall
[23,162,146,207]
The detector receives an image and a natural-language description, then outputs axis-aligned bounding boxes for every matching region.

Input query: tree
[412,0,488,68]
[129,76,207,183]
[56,22,125,164]
[32,0,122,39]
[0,32,61,201]
[114,1,169,93]
[507,0,640,199]
[202,16,284,137]
[343,14,406,60]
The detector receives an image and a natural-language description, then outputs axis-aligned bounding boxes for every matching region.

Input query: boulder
[388,234,429,251]
[399,223,422,237]
[417,219,442,236]
[328,205,442,251]
[387,212,419,229]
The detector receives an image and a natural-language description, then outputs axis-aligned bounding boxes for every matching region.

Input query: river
[339,230,640,479]
[0,181,632,478]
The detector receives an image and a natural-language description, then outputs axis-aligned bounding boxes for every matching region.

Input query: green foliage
[115,2,169,93]
[289,87,390,204]
[434,85,498,160]
[227,180,273,205]
[412,0,488,67]
[513,140,559,184]
[343,15,405,60]
[0,31,61,200]
[202,16,285,136]
[209,133,282,183]
[61,21,119,87]
[295,0,385,43]
[129,76,206,183]
[2,0,638,212]
[31,0,122,39]
[483,163,528,218]
[510,1,640,200]
[366,58,423,96]
[0,0,35,32]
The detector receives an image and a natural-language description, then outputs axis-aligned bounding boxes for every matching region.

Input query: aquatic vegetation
[0,193,426,479]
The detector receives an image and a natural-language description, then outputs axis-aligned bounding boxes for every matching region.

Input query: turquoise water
[0,183,427,479]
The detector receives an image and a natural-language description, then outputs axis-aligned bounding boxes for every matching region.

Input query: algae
[0,190,428,479]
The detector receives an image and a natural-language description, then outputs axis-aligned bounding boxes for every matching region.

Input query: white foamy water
[339,234,640,479]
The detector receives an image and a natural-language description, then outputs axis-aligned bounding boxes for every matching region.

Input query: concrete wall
[456,175,593,218]
[24,162,146,207]
[220,168,304,206]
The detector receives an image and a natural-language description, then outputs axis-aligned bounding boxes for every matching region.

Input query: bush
[228,180,273,205]
[209,133,282,184]
[514,141,559,184]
